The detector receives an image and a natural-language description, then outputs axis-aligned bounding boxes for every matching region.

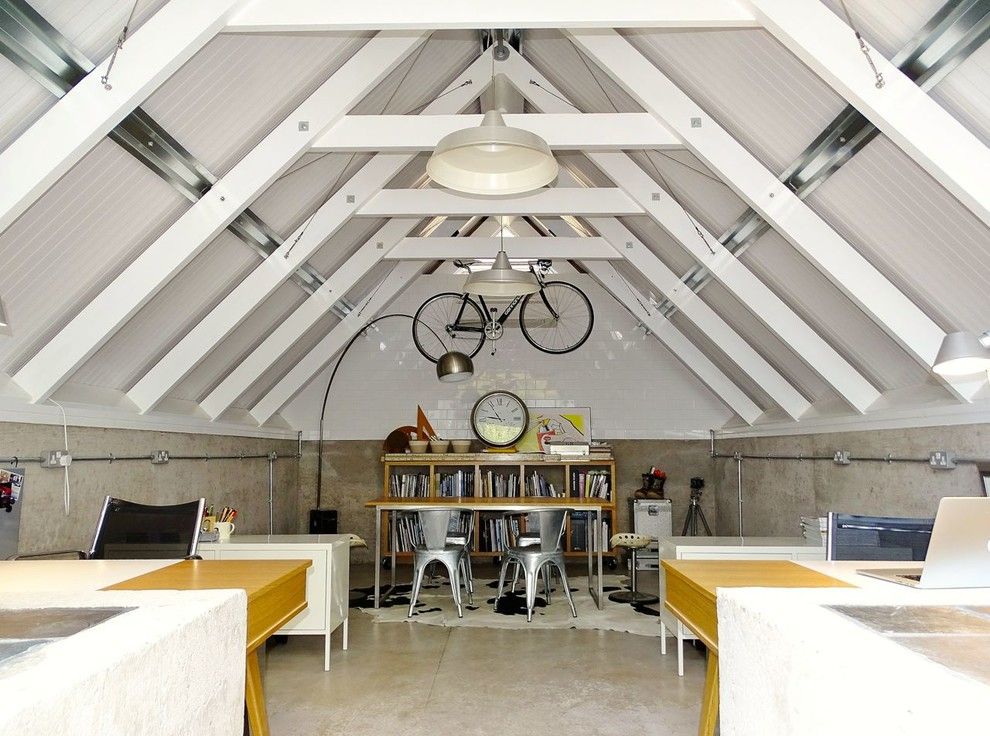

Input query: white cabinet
[658,536,825,676]
[199,534,350,671]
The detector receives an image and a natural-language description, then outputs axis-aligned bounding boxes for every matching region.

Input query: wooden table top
[104,559,312,601]
[662,559,854,602]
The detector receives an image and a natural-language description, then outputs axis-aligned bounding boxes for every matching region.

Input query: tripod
[681,488,712,536]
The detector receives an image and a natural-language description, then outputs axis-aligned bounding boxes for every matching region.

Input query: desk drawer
[218,550,327,631]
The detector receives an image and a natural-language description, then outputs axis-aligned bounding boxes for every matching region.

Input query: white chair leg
[660,620,667,655]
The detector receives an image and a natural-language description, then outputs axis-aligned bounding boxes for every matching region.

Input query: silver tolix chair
[408,509,466,618]
[495,509,577,622]
[445,509,475,604]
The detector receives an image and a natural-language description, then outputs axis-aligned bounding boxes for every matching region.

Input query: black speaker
[309,509,338,534]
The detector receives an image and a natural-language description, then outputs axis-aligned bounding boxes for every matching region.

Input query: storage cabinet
[381,452,618,560]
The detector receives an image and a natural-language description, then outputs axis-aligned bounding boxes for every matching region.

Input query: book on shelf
[389,472,429,498]
[392,513,424,552]
[480,470,520,498]
[478,514,520,552]
[571,468,611,500]
[438,469,474,497]
[527,470,558,497]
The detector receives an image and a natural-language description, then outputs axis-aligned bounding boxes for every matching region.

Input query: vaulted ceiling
[1,0,988,435]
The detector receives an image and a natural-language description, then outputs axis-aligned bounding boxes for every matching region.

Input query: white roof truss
[314,113,680,151]
[564,27,985,403]
[13,30,432,405]
[226,0,759,33]
[750,0,990,230]
[357,188,644,218]
[383,237,622,261]
[0,0,247,235]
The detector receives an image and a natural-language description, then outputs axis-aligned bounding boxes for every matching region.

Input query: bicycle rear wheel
[413,292,487,363]
[519,281,594,354]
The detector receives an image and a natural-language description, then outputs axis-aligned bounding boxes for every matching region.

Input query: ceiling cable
[282,152,358,259]
[838,0,885,89]
[100,0,140,90]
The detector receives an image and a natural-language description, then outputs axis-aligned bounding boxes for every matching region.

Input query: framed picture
[517,407,592,452]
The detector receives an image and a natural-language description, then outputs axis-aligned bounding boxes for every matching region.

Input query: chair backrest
[826,512,934,562]
[533,510,567,552]
[417,509,456,551]
[90,496,205,559]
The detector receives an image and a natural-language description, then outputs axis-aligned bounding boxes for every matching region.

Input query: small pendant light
[463,217,540,297]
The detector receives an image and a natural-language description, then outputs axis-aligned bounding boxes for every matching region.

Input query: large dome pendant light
[427,59,558,195]
[464,217,540,297]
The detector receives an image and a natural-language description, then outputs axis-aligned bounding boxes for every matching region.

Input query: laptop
[857,497,990,588]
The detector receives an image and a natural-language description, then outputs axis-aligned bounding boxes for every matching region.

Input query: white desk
[659,537,825,675]
[718,562,990,735]
[198,534,350,671]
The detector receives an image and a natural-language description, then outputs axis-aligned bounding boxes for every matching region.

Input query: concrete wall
[1,421,300,555]
[712,423,990,536]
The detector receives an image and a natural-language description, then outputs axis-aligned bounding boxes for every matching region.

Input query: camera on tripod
[682,477,711,536]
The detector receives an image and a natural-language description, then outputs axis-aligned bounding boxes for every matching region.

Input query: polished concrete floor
[264,564,708,736]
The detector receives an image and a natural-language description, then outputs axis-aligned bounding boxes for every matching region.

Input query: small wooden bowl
[429,439,450,453]
[408,440,429,453]
[450,440,472,453]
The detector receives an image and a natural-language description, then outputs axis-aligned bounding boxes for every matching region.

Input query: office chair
[825,512,934,562]
[14,496,206,560]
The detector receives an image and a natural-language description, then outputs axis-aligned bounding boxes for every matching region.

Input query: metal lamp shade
[932,331,990,375]
[436,351,474,383]
[463,250,540,297]
[427,110,558,196]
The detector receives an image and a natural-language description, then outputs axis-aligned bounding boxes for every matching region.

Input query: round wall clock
[470,391,529,448]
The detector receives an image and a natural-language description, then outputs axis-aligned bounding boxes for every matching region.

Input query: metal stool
[609,532,659,604]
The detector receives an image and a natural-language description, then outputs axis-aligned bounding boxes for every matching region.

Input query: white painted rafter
[563,29,984,402]
[249,260,427,426]
[0,0,247,235]
[227,0,758,32]
[15,31,431,405]
[357,188,642,218]
[123,51,490,415]
[200,219,418,420]
[583,261,763,424]
[384,237,621,261]
[749,0,990,230]
[314,113,680,151]
[501,49,868,413]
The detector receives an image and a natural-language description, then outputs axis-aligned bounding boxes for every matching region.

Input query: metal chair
[408,509,467,618]
[508,513,552,601]
[14,496,205,560]
[445,509,475,603]
[826,512,934,561]
[495,509,577,622]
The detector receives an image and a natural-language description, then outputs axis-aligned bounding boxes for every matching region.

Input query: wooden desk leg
[245,649,270,736]
[698,651,719,736]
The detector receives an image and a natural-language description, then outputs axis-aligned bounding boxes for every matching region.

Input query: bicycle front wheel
[519,281,595,354]
[413,292,487,363]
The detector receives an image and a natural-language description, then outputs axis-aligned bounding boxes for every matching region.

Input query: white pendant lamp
[463,218,540,297]
[932,330,990,376]
[427,74,558,196]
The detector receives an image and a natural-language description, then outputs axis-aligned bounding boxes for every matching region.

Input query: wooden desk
[366,497,606,609]
[662,560,852,736]
[107,559,310,736]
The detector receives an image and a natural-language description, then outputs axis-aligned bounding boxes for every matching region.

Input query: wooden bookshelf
[380,452,618,561]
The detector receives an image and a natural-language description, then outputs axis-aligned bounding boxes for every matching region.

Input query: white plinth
[718,585,990,736]
[0,589,246,736]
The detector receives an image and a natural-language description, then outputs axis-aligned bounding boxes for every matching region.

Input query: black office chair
[13,496,205,560]
[825,512,934,562]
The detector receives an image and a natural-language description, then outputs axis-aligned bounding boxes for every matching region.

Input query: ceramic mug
[215,521,236,541]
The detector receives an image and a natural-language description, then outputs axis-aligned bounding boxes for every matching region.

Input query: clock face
[471,391,529,448]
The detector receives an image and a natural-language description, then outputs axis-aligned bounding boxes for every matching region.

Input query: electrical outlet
[833,450,851,465]
[151,450,170,465]
[929,450,956,470]
[41,450,72,468]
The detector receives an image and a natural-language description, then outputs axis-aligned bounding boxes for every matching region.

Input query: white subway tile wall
[282,274,734,438]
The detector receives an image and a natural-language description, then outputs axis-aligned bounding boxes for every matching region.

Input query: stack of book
[479,515,520,552]
[479,470,520,497]
[527,470,558,497]
[571,468,610,499]
[393,514,424,551]
[438,470,474,497]
[389,472,429,498]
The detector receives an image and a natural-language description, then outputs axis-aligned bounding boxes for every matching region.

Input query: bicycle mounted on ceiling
[412,259,594,361]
